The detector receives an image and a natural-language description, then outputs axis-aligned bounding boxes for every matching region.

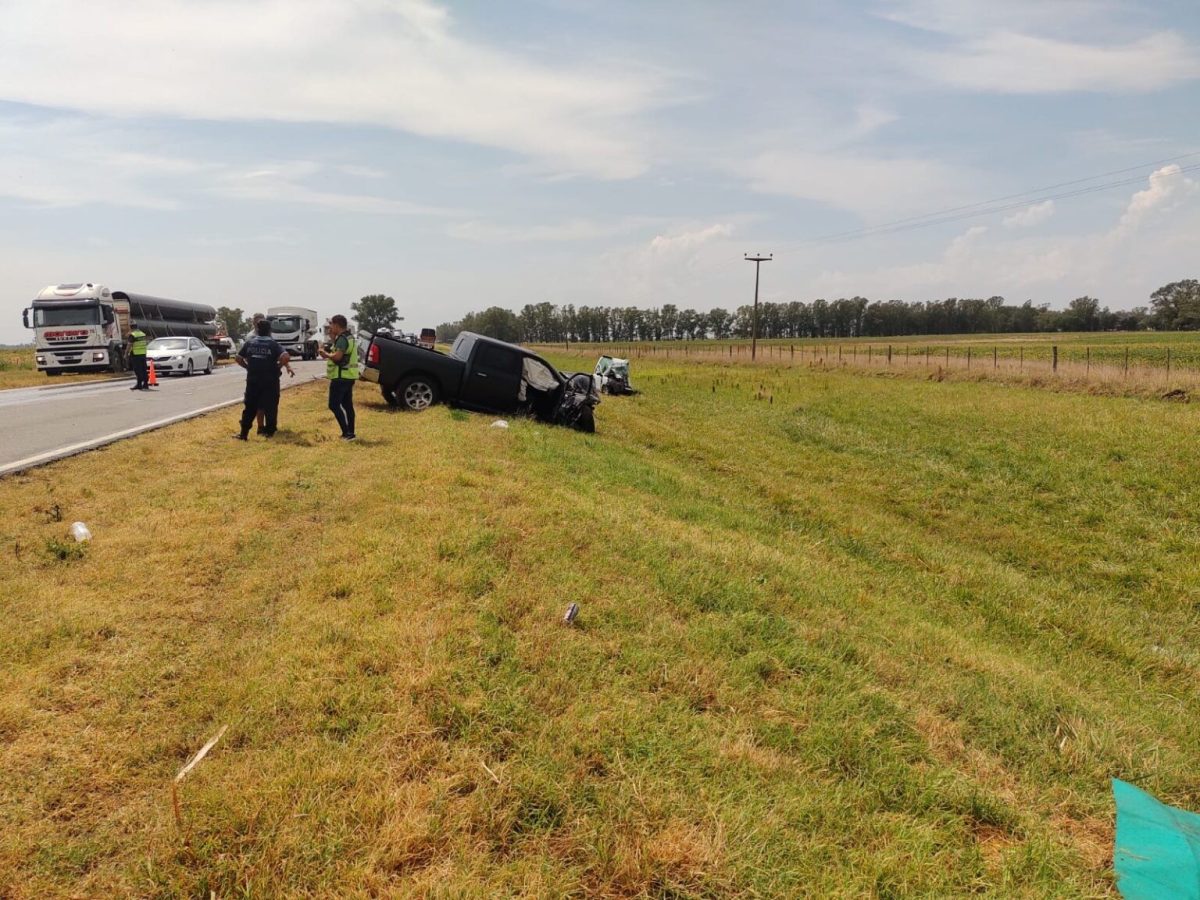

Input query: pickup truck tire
[392,375,440,411]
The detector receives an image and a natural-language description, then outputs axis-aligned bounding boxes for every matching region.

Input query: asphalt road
[0,360,327,477]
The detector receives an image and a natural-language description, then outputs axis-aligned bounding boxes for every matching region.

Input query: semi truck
[21,282,218,375]
[266,306,320,360]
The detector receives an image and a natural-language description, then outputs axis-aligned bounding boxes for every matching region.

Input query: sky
[1,0,1198,343]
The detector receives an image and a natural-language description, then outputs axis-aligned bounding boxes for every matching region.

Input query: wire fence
[541,340,1200,393]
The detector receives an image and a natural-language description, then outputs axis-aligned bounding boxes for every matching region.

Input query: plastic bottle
[69,522,92,542]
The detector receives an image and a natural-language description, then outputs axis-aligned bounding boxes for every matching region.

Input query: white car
[146,336,214,376]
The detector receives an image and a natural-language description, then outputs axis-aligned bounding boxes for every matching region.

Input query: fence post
[1020,347,1024,370]
[1124,346,1129,378]
[967,347,972,370]
[887,345,892,365]
[993,347,998,369]
[839,346,843,365]
[945,347,950,368]
[925,346,930,367]
[1052,345,1058,373]
[1086,346,1090,375]
[1167,346,1172,378]
[868,345,873,363]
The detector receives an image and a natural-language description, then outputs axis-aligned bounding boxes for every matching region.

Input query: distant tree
[437,320,464,343]
[352,294,400,333]
[1062,296,1102,331]
[460,306,522,343]
[216,306,252,339]
[1149,279,1200,330]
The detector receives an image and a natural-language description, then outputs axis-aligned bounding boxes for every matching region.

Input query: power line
[811,149,1200,242]
[819,162,1200,243]
[768,151,1200,248]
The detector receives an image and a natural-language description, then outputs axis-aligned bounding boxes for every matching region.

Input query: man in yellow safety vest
[127,327,150,390]
[318,314,358,440]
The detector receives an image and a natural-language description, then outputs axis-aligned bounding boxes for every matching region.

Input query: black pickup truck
[360,331,599,432]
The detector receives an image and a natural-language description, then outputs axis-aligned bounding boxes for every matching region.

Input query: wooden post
[967,347,972,369]
[1052,345,1058,372]
[1167,346,1172,377]
[1086,346,1090,375]
[925,346,930,367]
[1019,347,1024,370]
[839,346,843,365]
[887,344,892,365]
[945,347,950,367]
[1124,346,1129,377]
[868,345,873,363]
[993,347,997,369]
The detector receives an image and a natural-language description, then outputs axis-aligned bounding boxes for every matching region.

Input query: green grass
[1,359,1198,896]
[560,331,1200,373]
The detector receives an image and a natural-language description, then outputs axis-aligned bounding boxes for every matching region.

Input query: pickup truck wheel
[397,376,438,411]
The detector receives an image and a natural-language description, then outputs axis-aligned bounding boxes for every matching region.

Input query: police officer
[318,314,358,440]
[127,326,149,390]
[234,319,289,440]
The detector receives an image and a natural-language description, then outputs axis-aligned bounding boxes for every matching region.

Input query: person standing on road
[234,319,289,440]
[318,314,358,440]
[127,326,149,391]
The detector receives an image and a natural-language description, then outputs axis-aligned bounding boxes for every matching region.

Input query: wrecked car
[361,331,600,432]
[594,355,637,395]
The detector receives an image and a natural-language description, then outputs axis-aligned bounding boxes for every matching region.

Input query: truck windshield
[34,305,99,327]
[270,317,301,333]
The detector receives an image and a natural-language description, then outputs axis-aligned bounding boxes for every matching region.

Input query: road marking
[0,373,324,478]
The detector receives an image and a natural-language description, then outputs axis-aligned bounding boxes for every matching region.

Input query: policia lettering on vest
[128,328,150,391]
[318,314,358,441]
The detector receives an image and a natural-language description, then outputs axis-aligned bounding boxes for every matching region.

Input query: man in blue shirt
[234,319,289,440]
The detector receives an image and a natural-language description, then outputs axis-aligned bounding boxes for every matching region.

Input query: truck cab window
[475,344,522,376]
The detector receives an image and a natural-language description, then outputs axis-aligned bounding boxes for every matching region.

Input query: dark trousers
[240,378,280,437]
[328,380,355,436]
[131,355,149,389]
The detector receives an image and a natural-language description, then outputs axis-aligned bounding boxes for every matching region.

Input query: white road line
[0,374,324,478]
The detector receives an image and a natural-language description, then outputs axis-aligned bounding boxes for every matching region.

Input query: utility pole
[744,252,772,360]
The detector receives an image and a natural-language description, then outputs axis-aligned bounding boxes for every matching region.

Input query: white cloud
[1003,200,1055,228]
[744,150,968,218]
[648,223,734,253]
[1117,164,1199,233]
[809,166,1199,304]
[446,217,660,244]
[908,31,1200,93]
[0,118,462,216]
[0,0,668,180]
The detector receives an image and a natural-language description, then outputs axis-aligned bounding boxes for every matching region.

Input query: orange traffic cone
[148,360,158,386]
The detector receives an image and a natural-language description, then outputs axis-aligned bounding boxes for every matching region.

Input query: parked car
[146,336,214,376]
[361,330,599,431]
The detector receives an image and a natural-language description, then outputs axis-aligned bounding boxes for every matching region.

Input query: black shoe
[130,385,139,391]
[341,433,357,441]
[263,431,276,438]
[232,433,248,441]
[256,427,266,435]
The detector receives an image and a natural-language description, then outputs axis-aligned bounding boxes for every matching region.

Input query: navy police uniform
[237,335,286,437]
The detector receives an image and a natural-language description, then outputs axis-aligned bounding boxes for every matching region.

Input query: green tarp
[1114,778,1200,899]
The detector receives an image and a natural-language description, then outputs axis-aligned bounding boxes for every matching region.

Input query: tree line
[436,280,1200,344]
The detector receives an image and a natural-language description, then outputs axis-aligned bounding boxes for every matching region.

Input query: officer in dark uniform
[234,319,289,440]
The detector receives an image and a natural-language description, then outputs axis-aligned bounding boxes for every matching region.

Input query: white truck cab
[23,283,130,375]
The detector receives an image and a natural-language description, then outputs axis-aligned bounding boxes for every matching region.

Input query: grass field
[556,332,1200,397]
[1,356,1198,896]
[0,346,121,390]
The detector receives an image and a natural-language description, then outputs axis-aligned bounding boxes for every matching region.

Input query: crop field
[556,332,1200,397]
[1,354,1198,896]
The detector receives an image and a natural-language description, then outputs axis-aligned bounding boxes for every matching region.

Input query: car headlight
[36,355,46,364]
